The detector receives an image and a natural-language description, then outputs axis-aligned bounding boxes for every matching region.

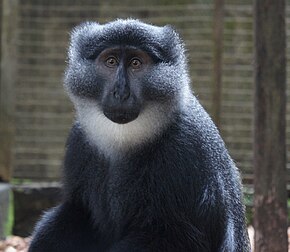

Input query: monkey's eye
[130,58,142,69]
[105,57,118,68]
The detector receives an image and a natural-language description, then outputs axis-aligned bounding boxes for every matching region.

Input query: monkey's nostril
[113,90,121,100]
[122,91,130,100]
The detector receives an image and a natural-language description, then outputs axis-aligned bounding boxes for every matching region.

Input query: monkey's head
[64,19,191,154]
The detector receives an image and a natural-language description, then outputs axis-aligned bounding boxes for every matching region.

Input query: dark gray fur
[29,19,250,252]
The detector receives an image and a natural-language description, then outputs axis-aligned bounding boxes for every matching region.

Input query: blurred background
[0,0,289,250]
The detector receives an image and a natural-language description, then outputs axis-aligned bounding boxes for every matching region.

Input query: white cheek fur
[69,94,171,157]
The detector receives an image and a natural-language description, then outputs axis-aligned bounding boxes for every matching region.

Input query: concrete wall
[12,183,61,236]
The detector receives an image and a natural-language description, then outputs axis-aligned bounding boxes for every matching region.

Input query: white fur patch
[70,94,172,157]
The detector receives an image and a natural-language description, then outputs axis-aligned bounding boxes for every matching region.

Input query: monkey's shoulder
[172,101,227,152]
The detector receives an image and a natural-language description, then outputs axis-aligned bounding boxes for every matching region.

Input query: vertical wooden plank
[0,0,19,182]
[0,1,2,84]
[212,0,224,128]
[254,0,287,251]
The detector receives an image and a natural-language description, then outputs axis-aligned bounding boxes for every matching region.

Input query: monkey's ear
[68,22,102,62]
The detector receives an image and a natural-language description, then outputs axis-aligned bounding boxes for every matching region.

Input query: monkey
[28,19,250,252]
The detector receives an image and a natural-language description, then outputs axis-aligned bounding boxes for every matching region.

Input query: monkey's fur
[29,19,250,252]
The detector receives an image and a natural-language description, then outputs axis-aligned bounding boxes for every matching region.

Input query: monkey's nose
[113,89,130,102]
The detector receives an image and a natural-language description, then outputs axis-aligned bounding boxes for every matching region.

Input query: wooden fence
[0,0,289,182]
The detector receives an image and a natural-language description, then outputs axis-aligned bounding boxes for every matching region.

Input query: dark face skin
[96,46,153,124]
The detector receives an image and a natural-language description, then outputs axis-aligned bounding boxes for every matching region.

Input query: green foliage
[287,199,290,222]
[4,191,14,237]
[11,178,32,185]
[243,187,253,226]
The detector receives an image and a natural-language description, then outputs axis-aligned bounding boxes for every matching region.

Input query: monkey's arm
[28,203,97,252]
[29,125,101,252]
[108,230,212,252]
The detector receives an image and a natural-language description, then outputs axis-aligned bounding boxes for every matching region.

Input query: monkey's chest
[95,160,193,233]
[105,165,154,222]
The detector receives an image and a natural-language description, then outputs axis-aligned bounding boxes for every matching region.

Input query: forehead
[70,20,182,64]
[90,36,162,62]
[97,46,153,63]
[98,46,150,56]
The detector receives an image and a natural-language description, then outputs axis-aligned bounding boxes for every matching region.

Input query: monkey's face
[65,43,180,126]
[94,47,152,124]
[64,20,190,152]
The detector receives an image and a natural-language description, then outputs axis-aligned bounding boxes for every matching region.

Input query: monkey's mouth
[103,109,139,124]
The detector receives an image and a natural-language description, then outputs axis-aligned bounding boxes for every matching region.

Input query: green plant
[4,191,14,237]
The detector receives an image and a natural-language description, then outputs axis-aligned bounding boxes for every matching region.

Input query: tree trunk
[253,0,287,251]
[212,0,224,128]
